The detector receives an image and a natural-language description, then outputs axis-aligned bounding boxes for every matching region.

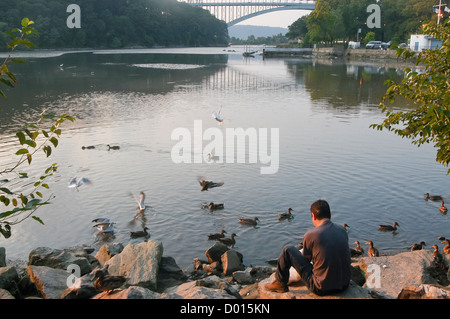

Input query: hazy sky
[233,10,309,28]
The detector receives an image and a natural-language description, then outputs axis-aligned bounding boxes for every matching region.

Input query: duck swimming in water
[107,144,120,150]
[411,241,426,251]
[81,145,95,150]
[425,193,443,201]
[239,217,259,226]
[278,208,293,221]
[207,229,227,240]
[198,177,224,191]
[93,268,128,295]
[208,202,224,211]
[378,222,399,231]
[365,241,379,257]
[440,201,448,214]
[130,227,149,238]
[218,233,237,247]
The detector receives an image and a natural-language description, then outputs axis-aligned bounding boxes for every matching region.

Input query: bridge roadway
[178,0,316,26]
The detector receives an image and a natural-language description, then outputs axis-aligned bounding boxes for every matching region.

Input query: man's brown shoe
[265,279,288,293]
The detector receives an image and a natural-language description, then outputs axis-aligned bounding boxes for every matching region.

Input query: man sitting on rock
[265,199,351,296]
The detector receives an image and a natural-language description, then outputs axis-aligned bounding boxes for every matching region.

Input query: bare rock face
[359,250,438,298]
[26,265,70,299]
[105,240,163,291]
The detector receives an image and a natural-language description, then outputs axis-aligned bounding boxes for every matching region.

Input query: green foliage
[287,0,436,44]
[0,19,75,238]
[0,0,229,50]
[370,21,450,174]
[364,31,376,44]
[230,33,288,45]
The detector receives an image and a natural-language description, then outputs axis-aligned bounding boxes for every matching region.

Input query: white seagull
[68,177,91,191]
[212,106,224,124]
[131,192,146,211]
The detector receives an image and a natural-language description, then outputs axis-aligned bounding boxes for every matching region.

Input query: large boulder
[258,274,374,299]
[26,265,70,299]
[95,243,124,266]
[205,242,229,263]
[105,240,163,291]
[359,250,438,298]
[165,280,238,299]
[28,246,94,275]
[221,250,244,275]
[0,266,19,291]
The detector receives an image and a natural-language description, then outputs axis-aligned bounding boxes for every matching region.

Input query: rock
[239,283,259,299]
[233,268,255,285]
[0,266,19,291]
[0,247,5,267]
[26,265,70,299]
[105,240,163,291]
[166,280,237,299]
[398,284,450,299]
[28,247,93,275]
[0,288,14,299]
[95,243,124,266]
[157,256,187,292]
[205,242,229,263]
[258,274,374,299]
[61,270,98,299]
[221,250,244,275]
[359,250,438,298]
[93,286,162,299]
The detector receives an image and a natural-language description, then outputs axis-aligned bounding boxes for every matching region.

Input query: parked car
[365,41,382,49]
[381,41,392,50]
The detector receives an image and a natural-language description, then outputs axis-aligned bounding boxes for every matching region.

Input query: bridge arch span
[179,1,316,27]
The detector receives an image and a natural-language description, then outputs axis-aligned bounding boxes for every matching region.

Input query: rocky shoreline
[0,239,449,299]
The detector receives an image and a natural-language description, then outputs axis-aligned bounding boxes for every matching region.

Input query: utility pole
[434,0,447,25]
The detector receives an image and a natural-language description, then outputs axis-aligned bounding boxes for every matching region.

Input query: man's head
[310,200,331,223]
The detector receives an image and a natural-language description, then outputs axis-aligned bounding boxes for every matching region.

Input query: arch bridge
[179,0,316,27]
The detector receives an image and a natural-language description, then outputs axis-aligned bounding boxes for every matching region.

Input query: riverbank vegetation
[0,0,229,50]
[286,0,441,46]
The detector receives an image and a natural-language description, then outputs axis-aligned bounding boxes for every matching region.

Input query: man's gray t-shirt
[302,220,351,292]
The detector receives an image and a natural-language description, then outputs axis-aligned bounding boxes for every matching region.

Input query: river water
[0,47,448,268]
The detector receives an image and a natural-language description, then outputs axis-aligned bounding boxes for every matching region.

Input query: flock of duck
[203,189,449,266]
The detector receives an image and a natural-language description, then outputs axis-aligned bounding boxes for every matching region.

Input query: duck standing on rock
[378,222,399,231]
[239,217,259,226]
[350,241,364,257]
[278,208,293,221]
[425,193,443,201]
[411,241,426,251]
[365,241,379,257]
[442,239,450,255]
[440,201,448,214]
[431,244,444,270]
[93,269,128,295]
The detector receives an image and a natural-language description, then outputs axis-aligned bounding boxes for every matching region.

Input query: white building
[409,34,442,51]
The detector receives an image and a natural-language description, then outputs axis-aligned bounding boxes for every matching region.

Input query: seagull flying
[68,177,91,191]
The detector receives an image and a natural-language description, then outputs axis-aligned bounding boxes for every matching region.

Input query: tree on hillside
[371,20,450,174]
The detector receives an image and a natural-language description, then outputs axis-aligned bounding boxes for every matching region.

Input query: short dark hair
[310,200,331,220]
